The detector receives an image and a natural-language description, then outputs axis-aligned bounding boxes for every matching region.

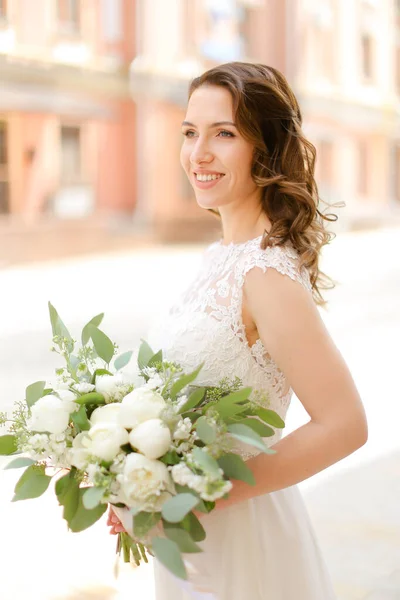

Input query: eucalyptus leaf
[25,381,46,408]
[138,340,155,370]
[4,457,36,470]
[164,527,203,553]
[48,302,74,352]
[71,405,91,432]
[69,488,107,532]
[217,453,256,486]
[133,511,161,538]
[151,537,187,580]
[183,511,206,541]
[219,388,252,404]
[195,417,216,444]
[159,450,181,465]
[178,388,205,414]
[56,469,80,523]
[87,326,115,364]
[82,486,105,510]
[148,349,163,368]
[0,434,18,456]
[192,447,221,478]
[227,423,274,454]
[255,407,285,429]
[91,368,113,384]
[81,313,104,346]
[238,418,275,437]
[74,392,105,405]
[161,493,199,523]
[114,351,133,371]
[170,363,204,401]
[12,464,52,501]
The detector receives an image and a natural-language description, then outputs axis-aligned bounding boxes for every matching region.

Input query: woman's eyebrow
[181,120,237,128]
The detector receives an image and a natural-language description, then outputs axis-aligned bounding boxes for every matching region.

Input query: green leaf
[87,326,115,364]
[255,407,285,429]
[114,351,133,371]
[182,511,206,542]
[48,302,74,352]
[164,527,203,553]
[214,388,252,419]
[151,537,187,580]
[137,340,155,370]
[177,387,205,414]
[25,381,46,408]
[133,511,161,538]
[170,363,204,401]
[227,423,274,454]
[161,493,199,523]
[0,434,18,455]
[237,418,275,437]
[71,405,91,432]
[69,488,107,532]
[74,392,105,405]
[12,464,52,501]
[159,450,181,465]
[217,453,256,486]
[56,470,80,523]
[148,350,163,368]
[220,388,253,403]
[195,417,216,444]
[192,447,221,478]
[4,457,36,470]
[90,368,113,385]
[82,486,105,510]
[81,312,105,345]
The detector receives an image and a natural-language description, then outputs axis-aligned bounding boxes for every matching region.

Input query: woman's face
[180,85,260,212]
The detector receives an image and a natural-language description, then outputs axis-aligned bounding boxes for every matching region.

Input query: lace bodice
[146,235,312,460]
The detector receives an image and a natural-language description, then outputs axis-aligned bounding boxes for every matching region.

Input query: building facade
[129,0,400,239]
[0,0,136,220]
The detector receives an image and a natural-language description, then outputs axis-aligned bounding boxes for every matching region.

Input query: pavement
[0,225,399,600]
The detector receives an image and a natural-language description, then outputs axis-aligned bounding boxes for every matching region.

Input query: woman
[108,62,368,599]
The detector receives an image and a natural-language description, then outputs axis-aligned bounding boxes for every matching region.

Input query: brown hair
[188,62,338,306]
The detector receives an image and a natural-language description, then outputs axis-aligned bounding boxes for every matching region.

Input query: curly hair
[188,62,338,306]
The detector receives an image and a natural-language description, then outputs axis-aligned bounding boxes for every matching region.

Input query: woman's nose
[190,138,213,165]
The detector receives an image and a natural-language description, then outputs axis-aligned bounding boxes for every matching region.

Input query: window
[361,34,374,81]
[57,0,80,34]
[358,140,368,196]
[0,122,9,213]
[60,126,81,184]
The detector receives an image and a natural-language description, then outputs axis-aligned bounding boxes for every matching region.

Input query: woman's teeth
[195,173,223,182]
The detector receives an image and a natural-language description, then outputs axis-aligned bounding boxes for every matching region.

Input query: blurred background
[0,1,399,600]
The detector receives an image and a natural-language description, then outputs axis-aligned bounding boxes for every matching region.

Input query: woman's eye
[182,130,196,138]
[218,130,234,138]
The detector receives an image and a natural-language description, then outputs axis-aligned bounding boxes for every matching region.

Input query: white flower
[74,382,95,394]
[90,403,121,425]
[87,423,129,462]
[129,418,172,459]
[118,388,166,429]
[173,417,192,441]
[27,395,73,434]
[56,389,79,413]
[69,431,92,469]
[143,373,164,391]
[170,462,232,501]
[117,452,174,511]
[95,373,132,403]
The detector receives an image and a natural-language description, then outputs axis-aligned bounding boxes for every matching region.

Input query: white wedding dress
[146,235,336,600]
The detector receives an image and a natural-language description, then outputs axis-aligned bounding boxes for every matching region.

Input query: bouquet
[0,303,284,580]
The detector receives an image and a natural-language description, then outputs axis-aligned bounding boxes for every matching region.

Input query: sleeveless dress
[146,235,337,600]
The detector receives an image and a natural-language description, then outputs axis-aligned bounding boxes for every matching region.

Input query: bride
[108,61,368,599]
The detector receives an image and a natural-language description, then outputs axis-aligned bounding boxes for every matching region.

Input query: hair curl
[188,62,339,306]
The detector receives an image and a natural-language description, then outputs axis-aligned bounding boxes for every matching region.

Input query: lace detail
[147,236,312,460]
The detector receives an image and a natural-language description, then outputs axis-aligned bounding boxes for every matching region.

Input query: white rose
[68,431,91,469]
[95,373,131,403]
[87,423,129,462]
[90,403,122,425]
[117,452,174,511]
[56,389,78,413]
[118,388,166,429]
[27,395,72,434]
[129,418,172,459]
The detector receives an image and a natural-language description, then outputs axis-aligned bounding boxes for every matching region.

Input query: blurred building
[0,0,136,220]
[130,0,400,238]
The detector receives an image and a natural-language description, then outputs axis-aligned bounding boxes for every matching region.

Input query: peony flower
[68,431,92,469]
[86,423,129,462]
[116,452,174,511]
[128,418,172,459]
[90,402,122,425]
[27,395,73,434]
[56,388,79,413]
[118,388,166,429]
[95,373,132,403]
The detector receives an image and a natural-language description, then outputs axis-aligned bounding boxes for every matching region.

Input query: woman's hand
[107,506,126,535]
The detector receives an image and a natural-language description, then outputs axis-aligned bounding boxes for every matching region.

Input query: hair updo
[189,62,338,306]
